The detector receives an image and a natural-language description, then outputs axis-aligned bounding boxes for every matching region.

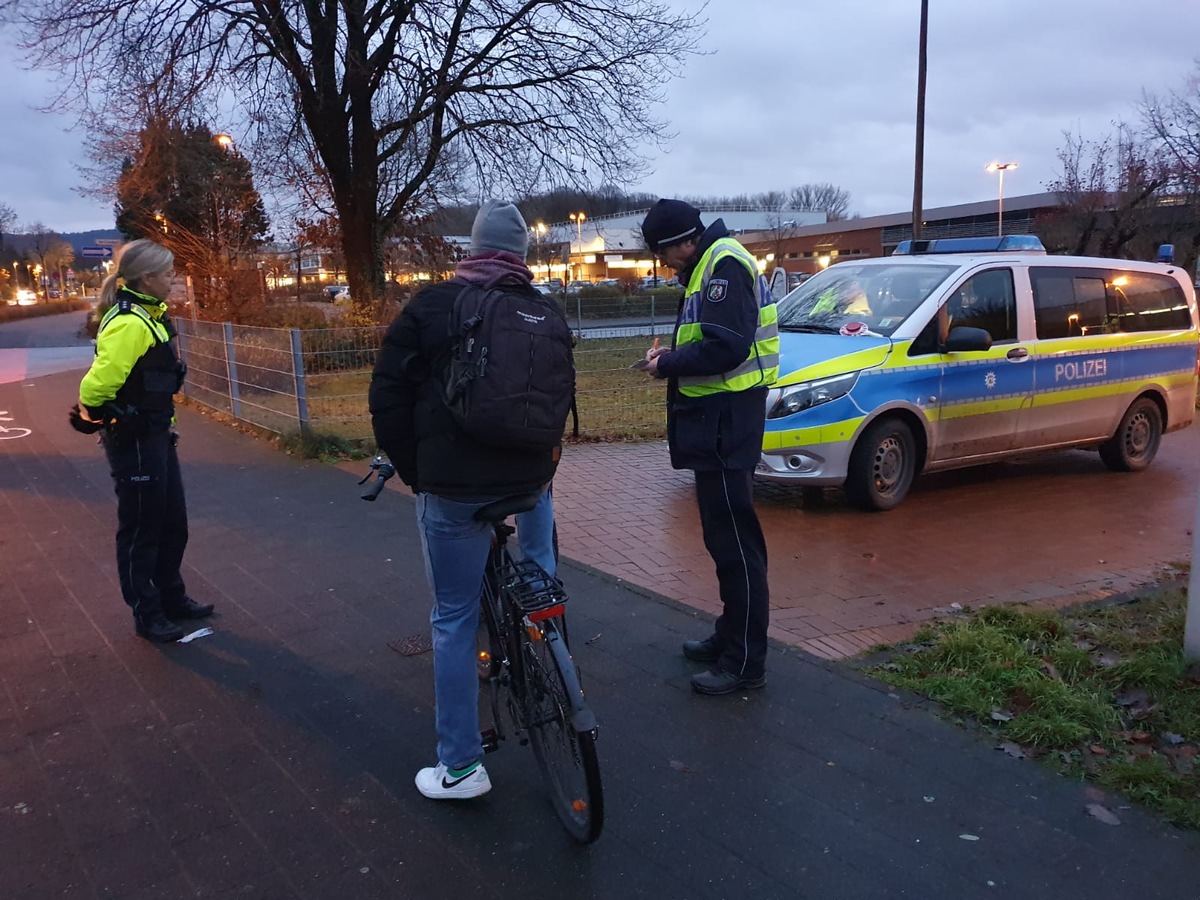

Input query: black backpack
[443,277,575,450]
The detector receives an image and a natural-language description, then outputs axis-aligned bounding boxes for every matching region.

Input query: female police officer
[72,239,213,642]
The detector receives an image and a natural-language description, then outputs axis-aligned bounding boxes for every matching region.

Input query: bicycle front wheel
[522,619,604,843]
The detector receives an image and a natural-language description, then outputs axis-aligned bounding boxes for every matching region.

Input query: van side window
[1030,268,1109,338]
[1107,271,1191,332]
[943,268,1016,342]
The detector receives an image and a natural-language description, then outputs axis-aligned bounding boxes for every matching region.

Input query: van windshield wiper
[779,323,842,334]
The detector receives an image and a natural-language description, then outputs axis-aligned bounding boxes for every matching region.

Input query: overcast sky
[2,0,1199,233]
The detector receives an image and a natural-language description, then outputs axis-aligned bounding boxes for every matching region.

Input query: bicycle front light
[768,371,859,419]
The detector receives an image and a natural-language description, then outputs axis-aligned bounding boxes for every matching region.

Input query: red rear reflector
[528,604,565,623]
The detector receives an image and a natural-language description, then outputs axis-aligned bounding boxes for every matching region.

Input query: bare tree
[1141,69,1200,275]
[787,183,852,221]
[1040,125,1170,259]
[44,239,75,297]
[0,202,15,240]
[18,1,703,305]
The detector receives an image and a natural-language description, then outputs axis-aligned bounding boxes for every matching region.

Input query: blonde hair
[95,239,175,322]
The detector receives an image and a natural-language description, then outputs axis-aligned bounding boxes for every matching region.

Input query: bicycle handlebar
[358,454,395,501]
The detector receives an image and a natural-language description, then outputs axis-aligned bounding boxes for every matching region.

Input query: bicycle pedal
[480,728,500,753]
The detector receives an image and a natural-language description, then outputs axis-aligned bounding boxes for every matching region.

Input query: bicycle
[359,457,604,844]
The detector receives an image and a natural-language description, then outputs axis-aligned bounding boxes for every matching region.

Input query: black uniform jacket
[368,280,558,498]
[655,220,769,473]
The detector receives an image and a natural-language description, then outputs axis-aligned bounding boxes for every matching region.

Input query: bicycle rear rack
[496,559,567,616]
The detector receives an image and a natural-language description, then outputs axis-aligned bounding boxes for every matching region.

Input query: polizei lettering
[1054,358,1107,383]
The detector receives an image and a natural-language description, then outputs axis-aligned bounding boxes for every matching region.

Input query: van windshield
[776,263,958,336]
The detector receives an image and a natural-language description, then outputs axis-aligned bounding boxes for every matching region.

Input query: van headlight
[768,371,859,419]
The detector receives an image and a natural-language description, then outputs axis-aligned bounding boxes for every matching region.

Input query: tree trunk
[339,191,385,308]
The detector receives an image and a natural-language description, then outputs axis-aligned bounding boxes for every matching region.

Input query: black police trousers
[694,468,769,678]
[101,425,189,621]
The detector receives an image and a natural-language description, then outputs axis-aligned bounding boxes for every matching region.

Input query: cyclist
[369,200,566,800]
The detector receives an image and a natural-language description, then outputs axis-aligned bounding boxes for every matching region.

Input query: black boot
[163,597,215,620]
[136,612,185,643]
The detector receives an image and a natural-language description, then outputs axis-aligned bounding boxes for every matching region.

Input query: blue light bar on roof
[892,235,1046,255]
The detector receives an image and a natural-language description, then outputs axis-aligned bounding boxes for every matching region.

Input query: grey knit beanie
[469,200,529,258]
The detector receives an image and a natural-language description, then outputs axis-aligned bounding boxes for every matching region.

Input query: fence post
[176,319,191,399]
[223,322,243,418]
[290,328,310,435]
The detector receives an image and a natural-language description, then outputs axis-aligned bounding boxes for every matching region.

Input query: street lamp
[214,133,235,151]
[531,222,547,279]
[568,212,586,245]
[986,161,1018,236]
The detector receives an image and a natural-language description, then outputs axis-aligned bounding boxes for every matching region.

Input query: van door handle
[1006,347,1029,361]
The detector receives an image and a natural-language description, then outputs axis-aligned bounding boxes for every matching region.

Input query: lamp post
[532,221,547,279]
[986,161,1018,236]
[568,212,586,281]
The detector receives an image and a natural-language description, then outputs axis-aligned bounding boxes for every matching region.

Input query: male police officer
[638,200,779,694]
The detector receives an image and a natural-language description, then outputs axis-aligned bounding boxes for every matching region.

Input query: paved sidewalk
[3,366,1200,899]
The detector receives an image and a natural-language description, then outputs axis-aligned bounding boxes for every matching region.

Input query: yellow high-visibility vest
[675,238,779,396]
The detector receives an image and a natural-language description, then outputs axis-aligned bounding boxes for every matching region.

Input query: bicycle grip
[361,474,389,501]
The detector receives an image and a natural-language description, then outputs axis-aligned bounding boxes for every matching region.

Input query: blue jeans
[415,487,555,770]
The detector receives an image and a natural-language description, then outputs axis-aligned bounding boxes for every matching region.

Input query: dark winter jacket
[368,280,559,498]
[655,220,768,472]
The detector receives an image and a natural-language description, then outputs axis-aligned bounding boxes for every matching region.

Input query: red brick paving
[545,426,1200,659]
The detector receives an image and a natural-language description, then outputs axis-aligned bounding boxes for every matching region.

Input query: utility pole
[911,0,928,242]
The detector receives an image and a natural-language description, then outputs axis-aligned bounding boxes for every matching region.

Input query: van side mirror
[941,326,992,353]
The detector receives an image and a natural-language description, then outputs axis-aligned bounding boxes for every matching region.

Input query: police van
[757,236,1200,510]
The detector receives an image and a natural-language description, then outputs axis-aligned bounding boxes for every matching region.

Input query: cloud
[1,0,1199,229]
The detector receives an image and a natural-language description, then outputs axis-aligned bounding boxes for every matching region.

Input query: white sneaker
[415,761,492,800]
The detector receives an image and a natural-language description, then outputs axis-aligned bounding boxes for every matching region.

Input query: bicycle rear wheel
[522,618,604,843]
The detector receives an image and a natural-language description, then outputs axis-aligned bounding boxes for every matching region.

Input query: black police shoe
[164,597,215,620]
[681,636,722,663]
[135,612,185,643]
[691,668,766,695]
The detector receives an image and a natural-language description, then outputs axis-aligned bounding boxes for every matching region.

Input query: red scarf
[455,251,533,287]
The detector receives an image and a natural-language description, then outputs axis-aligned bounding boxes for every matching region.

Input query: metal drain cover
[388,634,433,656]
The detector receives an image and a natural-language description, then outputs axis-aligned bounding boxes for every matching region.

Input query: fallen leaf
[996,742,1027,759]
[585,632,603,645]
[923,796,935,803]
[990,709,1014,722]
[1086,804,1121,826]
[959,834,980,841]
[1040,660,1062,681]
[1163,732,1186,746]
[667,759,693,773]
[1093,651,1122,668]
[1088,744,1109,756]
[1179,745,1198,760]
[1083,786,1107,802]
[1074,638,1097,651]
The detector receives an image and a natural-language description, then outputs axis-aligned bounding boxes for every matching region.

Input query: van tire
[1099,397,1162,472]
[845,417,917,511]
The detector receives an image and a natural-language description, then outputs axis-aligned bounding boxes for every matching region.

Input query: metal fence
[175,297,673,443]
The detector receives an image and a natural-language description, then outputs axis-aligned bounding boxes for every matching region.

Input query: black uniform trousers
[694,467,769,678]
[101,425,189,621]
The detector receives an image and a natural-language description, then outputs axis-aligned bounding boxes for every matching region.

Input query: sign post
[81,246,113,260]
[1185,484,1200,663]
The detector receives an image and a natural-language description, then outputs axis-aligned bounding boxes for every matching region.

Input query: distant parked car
[640,275,668,289]
[323,284,350,302]
[566,280,593,294]
[15,289,37,306]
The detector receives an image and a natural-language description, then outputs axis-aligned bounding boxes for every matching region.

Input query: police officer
[639,200,779,695]
[71,239,213,642]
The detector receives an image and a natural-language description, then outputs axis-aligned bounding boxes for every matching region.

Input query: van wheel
[1099,397,1162,472]
[845,418,917,511]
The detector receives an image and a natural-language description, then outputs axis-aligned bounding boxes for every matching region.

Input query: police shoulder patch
[706,279,728,302]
